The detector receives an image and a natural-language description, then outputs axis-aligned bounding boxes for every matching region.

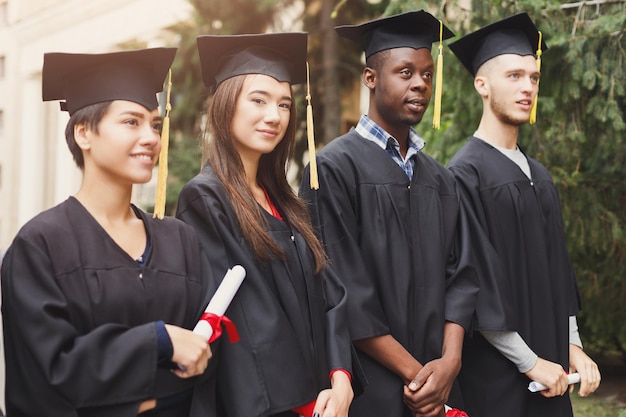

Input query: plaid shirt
[354,114,425,180]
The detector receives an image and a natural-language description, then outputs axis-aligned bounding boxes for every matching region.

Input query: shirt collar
[355,114,425,152]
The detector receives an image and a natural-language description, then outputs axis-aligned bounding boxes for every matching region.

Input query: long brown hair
[202,74,327,273]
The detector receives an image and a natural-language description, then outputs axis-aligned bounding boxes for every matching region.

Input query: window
[0,55,5,79]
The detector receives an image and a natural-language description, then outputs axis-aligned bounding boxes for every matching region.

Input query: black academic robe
[1,197,214,417]
[299,129,480,417]
[177,164,356,417]
[447,137,581,417]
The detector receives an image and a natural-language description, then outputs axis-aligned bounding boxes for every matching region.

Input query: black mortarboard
[196,32,307,91]
[42,48,177,115]
[334,10,454,58]
[449,12,548,76]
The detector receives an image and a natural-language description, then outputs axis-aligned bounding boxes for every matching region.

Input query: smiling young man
[447,12,601,417]
[300,10,480,417]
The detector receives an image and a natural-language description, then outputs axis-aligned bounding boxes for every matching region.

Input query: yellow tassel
[153,69,172,219]
[529,31,542,125]
[306,62,319,190]
[432,20,444,129]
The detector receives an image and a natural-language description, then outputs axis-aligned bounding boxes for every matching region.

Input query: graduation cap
[449,12,547,77]
[334,10,454,58]
[42,48,177,115]
[449,12,547,123]
[196,32,320,189]
[335,10,454,129]
[196,32,307,91]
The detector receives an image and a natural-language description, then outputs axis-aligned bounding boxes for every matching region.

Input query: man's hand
[525,357,569,397]
[569,344,601,397]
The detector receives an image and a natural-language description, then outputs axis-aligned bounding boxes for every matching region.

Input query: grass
[571,392,626,417]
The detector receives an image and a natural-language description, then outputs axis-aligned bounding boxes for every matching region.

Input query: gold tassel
[306,62,319,190]
[432,20,444,129]
[153,68,172,219]
[529,31,542,125]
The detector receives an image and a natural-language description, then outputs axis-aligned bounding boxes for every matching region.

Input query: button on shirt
[355,114,425,180]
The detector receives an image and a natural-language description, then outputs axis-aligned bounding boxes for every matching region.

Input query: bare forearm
[353,334,422,383]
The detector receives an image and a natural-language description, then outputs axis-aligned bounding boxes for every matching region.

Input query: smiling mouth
[131,154,154,161]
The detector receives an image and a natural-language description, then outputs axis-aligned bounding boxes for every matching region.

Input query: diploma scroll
[193,265,246,341]
[528,372,580,392]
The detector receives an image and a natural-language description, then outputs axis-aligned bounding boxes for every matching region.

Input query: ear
[474,75,489,99]
[363,67,377,90]
[73,123,92,150]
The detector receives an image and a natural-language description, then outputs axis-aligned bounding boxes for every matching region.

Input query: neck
[367,114,410,156]
[74,175,134,223]
[475,113,520,150]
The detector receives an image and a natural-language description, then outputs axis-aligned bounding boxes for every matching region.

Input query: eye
[423,71,433,80]
[152,122,163,132]
[508,73,520,80]
[400,69,412,77]
[279,102,292,110]
[124,118,139,126]
[252,97,266,104]
[530,74,540,84]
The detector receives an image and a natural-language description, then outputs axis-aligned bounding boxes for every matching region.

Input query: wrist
[330,369,352,387]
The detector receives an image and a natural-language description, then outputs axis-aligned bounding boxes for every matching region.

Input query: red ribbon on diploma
[446,408,469,417]
[200,312,240,343]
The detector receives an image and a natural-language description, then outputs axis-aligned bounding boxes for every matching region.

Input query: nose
[138,122,160,147]
[263,104,281,124]
[410,74,428,91]
[521,76,536,93]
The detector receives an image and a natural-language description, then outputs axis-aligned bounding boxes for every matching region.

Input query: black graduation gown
[176,164,356,417]
[1,197,215,417]
[447,137,581,417]
[299,129,480,417]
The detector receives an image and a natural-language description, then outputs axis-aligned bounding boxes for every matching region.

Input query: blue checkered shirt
[354,114,425,180]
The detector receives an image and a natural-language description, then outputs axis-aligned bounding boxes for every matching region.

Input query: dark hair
[365,49,391,72]
[64,102,112,169]
[202,74,328,273]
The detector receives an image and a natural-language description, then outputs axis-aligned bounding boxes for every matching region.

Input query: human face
[78,100,162,185]
[367,47,433,136]
[230,74,292,162]
[482,54,540,126]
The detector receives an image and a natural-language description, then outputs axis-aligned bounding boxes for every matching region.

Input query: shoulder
[447,137,487,167]
[317,129,375,160]
[12,199,80,244]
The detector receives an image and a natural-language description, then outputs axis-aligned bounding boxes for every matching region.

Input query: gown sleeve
[1,235,158,409]
[300,158,391,341]
[448,162,518,332]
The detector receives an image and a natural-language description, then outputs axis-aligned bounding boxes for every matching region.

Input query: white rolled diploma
[528,372,580,392]
[193,265,246,340]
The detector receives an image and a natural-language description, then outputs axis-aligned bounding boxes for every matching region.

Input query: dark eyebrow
[248,90,293,102]
[119,111,162,122]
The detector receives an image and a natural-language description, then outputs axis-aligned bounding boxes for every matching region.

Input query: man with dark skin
[300,11,479,417]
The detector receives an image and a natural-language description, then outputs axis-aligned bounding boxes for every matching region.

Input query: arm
[2,236,165,408]
[480,330,569,397]
[354,335,423,384]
